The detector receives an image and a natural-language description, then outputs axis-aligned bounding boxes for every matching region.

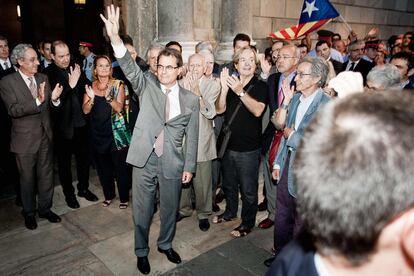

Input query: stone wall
[125,0,414,62]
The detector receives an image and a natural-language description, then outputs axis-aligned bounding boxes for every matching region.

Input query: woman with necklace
[82,55,131,209]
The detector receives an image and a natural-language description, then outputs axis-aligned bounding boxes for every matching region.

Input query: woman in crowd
[82,55,131,209]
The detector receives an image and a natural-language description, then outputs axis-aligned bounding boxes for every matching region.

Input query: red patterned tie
[277,86,284,108]
[154,89,171,157]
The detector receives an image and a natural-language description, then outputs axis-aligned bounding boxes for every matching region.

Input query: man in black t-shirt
[214,46,268,238]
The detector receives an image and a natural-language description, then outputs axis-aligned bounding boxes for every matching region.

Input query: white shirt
[345,59,361,71]
[160,82,181,120]
[294,90,318,131]
[1,58,11,70]
[314,253,330,276]
[18,70,41,106]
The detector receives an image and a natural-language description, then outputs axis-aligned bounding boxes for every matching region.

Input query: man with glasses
[101,5,199,274]
[264,57,330,267]
[261,45,299,231]
[342,40,374,84]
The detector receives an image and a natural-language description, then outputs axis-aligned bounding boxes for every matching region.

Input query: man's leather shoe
[176,213,190,222]
[137,257,150,274]
[78,189,99,202]
[39,211,62,223]
[24,215,37,230]
[264,256,275,267]
[258,218,274,229]
[158,247,181,264]
[66,196,80,209]
[199,219,210,231]
[258,199,267,211]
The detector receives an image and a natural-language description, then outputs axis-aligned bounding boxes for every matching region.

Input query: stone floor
[0,168,274,276]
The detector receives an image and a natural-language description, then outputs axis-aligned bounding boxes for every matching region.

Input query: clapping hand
[259,54,271,77]
[68,64,81,89]
[220,67,230,93]
[85,84,95,100]
[38,82,46,103]
[51,83,63,101]
[281,78,294,103]
[226,74,244,95]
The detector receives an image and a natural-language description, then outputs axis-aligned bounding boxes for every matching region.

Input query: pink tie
[154,89,171,157]
[277,86,284,108]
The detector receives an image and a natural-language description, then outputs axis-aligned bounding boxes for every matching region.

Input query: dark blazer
[43,63,89,139]
[266,232,318,276]
[0,64,16,151]
[331,59,343,75]
[0,72,53,154]
[0,65,15,80]
[262,72,296,152]
[342,58,374,84]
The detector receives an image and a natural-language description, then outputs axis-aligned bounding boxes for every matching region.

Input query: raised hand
[219,67,229,92]
[100,5,121,44]
[259,54,271,77]
[227,75,244,95]
[85,84,95,100]
[281,78,294,102]
[51,83,63,101]
[38,82,45,103]
[68,64,81,89]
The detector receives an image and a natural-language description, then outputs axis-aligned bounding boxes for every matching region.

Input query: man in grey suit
[101,5,199,275]
[0,44,63,230]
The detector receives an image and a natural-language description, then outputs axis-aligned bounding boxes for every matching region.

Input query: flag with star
[270,0,339,40]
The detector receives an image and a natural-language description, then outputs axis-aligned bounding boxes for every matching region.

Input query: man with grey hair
[146,43,163,75]
[267,90,414,276]
[366,63,401,91]
[0,44,63,230]
[195,41,214,53]
[177,53,220,231]
[342,39,374,85]
[264,57,330,266]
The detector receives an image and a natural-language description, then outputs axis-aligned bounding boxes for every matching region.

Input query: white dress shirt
[294,91,318,130]
[1,58,11,70]
[18,70,41,106]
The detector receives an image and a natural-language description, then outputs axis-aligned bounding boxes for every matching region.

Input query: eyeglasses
[351,48,364,52]
[296,72,312,78]
[156,64,178,72]
[276,55,297,60]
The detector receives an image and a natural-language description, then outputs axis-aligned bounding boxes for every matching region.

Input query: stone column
[215,0,253,63]
[157,0,196,62]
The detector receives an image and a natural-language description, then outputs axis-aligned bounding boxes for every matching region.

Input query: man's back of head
[295,91,414,275]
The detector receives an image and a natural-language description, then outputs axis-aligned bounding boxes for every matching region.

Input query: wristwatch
[281,103,289,110]
[239,91,246,97]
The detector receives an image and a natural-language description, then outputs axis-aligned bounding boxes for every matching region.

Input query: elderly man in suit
[0,44,63,230]
[259,44,300,230]
[177,53,220,231]
[101,5,199,275]
[264,57,331,267]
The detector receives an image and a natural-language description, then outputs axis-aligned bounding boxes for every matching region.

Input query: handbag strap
[226,84,254,127]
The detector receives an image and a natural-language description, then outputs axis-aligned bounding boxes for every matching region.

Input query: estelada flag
[269,0,339,40]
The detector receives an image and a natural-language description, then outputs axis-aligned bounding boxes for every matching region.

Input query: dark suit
[0,72,54,216]
[342,58,374,84]
[117,48,199,257]
[266,231,318,276]
[330,59,343,75]
[43,63,90,198]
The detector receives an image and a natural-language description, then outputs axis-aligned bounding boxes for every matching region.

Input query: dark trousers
[94,148,131,202]
[273,152,302,253]
[56,126,90,198]
[221,148,261,229]
[15,131,54,216]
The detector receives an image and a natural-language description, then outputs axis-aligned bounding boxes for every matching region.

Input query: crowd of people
[0,4,413,275]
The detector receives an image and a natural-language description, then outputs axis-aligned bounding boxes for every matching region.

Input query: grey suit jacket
[274,89,330,197]
[118,51,199,179]
[0,72,53,154]
[179,77,220,162]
